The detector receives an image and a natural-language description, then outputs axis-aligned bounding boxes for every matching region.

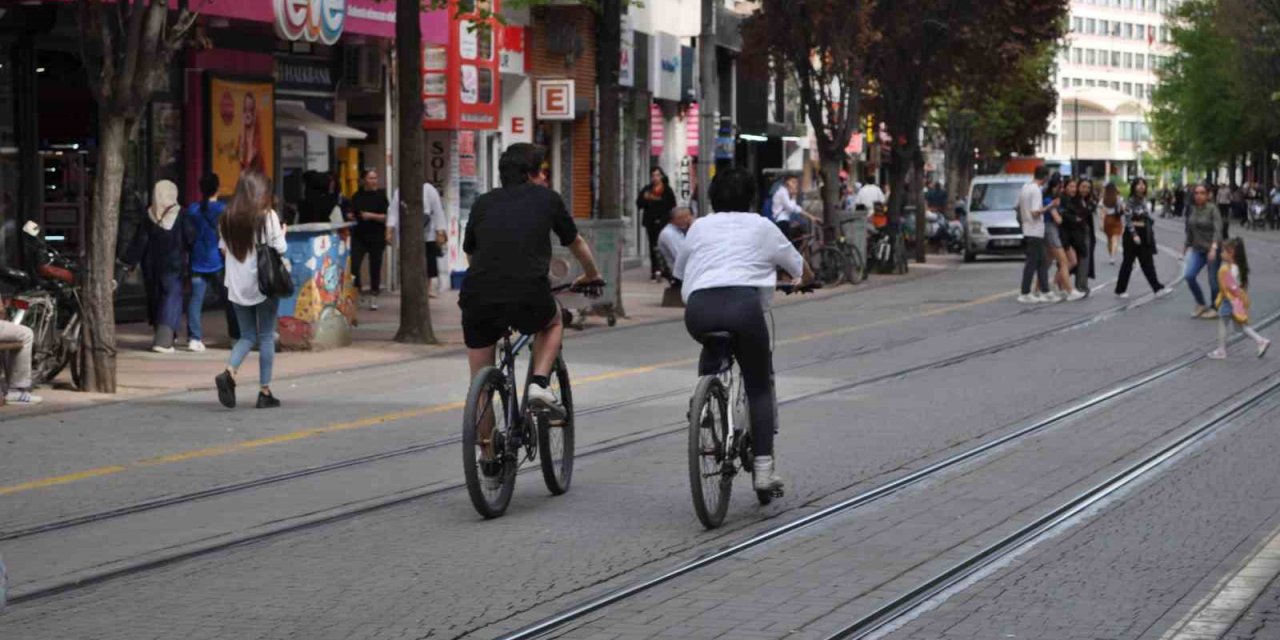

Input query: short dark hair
[1034,166,1050,180]
[499,143,547,187]
[709,167,756,213]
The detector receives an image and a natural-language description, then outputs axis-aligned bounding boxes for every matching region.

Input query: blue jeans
[188,272,219,341]
[1183,248,1220,307]
[228,299,279,386]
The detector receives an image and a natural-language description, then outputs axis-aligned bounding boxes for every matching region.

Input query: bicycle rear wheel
[844,244,865,284]
[689,375,732,529]
[814,246,850,286]
[462,366,516,519]
[536,356,575,495]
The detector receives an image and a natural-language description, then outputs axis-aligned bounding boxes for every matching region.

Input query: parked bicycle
[0,224,83,389]
[687,282,817,529]
[792,222,856,287]
[461,280,605,519]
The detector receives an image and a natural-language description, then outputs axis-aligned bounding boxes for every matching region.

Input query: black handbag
[256,238,294,298]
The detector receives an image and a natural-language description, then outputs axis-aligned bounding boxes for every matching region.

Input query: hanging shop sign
[652,32,681,102]
[500,25,527,75]
[537,80,575,121]
[649,102,664,155]
[423,8,502,131]
[619,14,635,88]
[685,102,699,157]
[274,0,348,45]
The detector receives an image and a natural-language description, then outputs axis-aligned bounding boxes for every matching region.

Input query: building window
[1086,79,1097,87]
[1073,16,1083,32]
[1100,19,1109,36]
[1074,48,1083,64]
[1123,82,1133,95]
[1124,52,1134,68]
[1087,49,1097,65]
[1112,80,1121,90]
[1063,120,1113,142]
[1111,50,1121,67]
[1063,76,1072,88]
[1087,18,1097,34]
[1120,121,1150,141]
[1073,78,1083,87]
[1135,53,1145,69]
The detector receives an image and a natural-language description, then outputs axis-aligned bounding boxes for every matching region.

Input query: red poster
[460,155,477,178]
[686,103,699,157]
[459,130,476,155]
[650,103,664,156]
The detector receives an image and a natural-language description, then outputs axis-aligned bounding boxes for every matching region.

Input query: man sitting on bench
[0,319,42,405]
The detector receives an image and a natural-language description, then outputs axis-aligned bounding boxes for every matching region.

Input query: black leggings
[1115,233,1163,294]
[685,287,777,457]
[1064,229,1090,292]
[351,235,387,294]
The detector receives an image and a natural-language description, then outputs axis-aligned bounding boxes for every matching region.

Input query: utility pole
[697,0,717,217]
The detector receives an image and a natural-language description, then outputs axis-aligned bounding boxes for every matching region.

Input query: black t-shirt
[461,183,579,302]
[351,189,389,240]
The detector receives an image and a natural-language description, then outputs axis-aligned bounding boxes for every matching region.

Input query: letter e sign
[537,80,575,121]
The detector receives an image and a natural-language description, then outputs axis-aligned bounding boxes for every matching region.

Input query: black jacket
[637,184,676,230]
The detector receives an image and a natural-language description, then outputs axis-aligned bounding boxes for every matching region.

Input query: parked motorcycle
[0,223,83,389]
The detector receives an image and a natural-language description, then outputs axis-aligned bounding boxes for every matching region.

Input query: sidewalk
[19,257,957,413]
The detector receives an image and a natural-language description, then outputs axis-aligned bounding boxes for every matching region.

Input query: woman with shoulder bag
[215,171,288,409]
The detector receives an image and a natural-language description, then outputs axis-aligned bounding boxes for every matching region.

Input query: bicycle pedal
[770,487,784,498]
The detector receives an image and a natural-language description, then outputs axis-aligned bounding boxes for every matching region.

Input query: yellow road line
[0,287,1016,496]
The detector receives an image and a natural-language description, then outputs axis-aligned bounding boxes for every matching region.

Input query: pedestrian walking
[1017,166,1053,304]
[638,167,676,281]
[1115,177,1171,299]
[123,179,189,354]
[1184,182,1224,318]
[184,174,226,353]
[1062,178,1092,296]
[349,168,390,310]
[1216,183,1233,238]
[1208,238,1270,359]
[1080,178,1098,280]
[214,171,286,410]
[1174,184,1187,219]
[1100,182,1123,265]
[1046,177,1080,300]
[387,180,447,298]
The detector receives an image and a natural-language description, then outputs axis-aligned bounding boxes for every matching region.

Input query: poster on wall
[208,76,275,197]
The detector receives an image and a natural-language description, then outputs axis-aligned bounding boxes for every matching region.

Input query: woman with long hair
[1209,237,1270,358]
[1116,177,1171,299]
[1100,182,1124,264]
[1183,181,1224,318]
[238,93,265,174]
[637,166,676,280]
[215,171,287,409]
[1061,177,1092,296]
[1046,177,1081,300]
[1078,178,1098,280]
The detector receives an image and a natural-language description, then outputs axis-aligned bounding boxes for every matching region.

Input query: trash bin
[550,219,624,326]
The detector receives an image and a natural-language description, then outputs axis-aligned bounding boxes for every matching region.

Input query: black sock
[531,375,550,389]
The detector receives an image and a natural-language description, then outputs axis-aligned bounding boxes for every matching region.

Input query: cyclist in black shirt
[461,143,601,415]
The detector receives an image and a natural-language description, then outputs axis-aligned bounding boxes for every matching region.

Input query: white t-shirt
[1018,181,1045,238]
[221,210,288,307]
[657,222,686,268]
[388,183,445,238]
[771,187,803,222]
[673,212,805,302]
[854,184,886,212]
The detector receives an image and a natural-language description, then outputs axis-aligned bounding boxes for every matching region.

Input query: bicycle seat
[697,331,735,376]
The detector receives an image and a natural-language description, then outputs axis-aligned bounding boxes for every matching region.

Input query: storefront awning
[277,102,368,140]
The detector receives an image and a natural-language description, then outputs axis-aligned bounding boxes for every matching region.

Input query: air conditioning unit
[343,45,383,93]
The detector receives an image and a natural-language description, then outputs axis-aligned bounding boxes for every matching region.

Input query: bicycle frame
[496,332,538,462]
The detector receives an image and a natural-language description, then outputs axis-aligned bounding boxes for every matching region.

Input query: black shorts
[460,291,558,349]
[425,241,441,278]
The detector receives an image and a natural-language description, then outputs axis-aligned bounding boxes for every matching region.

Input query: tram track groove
[482,309,1280,640]
[1,293,1188,605]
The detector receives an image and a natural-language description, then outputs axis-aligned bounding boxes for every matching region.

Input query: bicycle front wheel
[536,356,575,495]
[845,244,865,284]
[689,375,732,529]
[462,366,516,519]
[814,246,851,286]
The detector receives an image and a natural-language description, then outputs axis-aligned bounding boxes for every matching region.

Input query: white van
[964,174,1031,262]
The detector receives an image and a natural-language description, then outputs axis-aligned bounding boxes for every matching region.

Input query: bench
[0,341,25,406]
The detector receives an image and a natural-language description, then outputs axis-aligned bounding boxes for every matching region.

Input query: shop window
[477,68,493,104]
[477,27,493,60]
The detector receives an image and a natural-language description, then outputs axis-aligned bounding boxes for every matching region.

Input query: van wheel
[963,250,977,263]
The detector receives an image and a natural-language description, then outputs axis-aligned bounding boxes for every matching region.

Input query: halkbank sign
[275,0,348,45]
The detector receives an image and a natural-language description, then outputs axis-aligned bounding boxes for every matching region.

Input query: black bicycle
[687,282,816,529]
[462,281,604,519]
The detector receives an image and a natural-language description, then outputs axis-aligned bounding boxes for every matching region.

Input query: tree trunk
[81,110,129,393]
[596,0,623,313]
[818,148,842,229]
[393,0,435,344]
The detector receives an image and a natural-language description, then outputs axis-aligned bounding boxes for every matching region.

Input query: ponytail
[1231,238,1251,289]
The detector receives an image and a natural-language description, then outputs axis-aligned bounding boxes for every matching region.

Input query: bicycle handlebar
[776,282,821,295]
[551,279,607,298]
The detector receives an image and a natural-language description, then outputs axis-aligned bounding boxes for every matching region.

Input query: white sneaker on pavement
[1032,293,1053,304]
[1066,290,1086,302]
[752,455,785,493]
[5,390,42,405]
[526,383,565,418]
[1116,292,1130,299]
[1017,294,1037,305]
[151,345,176,354]
[370,297,380,311]
[1155,287,1173,299]
[188,339,206,353]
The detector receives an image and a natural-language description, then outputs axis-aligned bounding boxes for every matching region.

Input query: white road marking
[1162,523,1280,640]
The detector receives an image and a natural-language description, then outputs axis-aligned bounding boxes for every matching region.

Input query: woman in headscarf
[123,179,189,353]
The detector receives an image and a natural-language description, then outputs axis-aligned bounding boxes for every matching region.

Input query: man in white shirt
[854,177,887,214]
[771,176,805,237]
[388,181,447,297]
[657,206,693,276]
[1017,166,1053,304]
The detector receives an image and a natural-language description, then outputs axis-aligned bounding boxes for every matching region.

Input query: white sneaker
[1032,293,1053,304]
[1116,292,1131,299]
[1066,290,1086,302]
[5,390,42,405]
[1155,287,1173,299]
[187,339,206,353]
[526,383,565,419]
[370,297,380,311]
[151,345,176,354]
[752,455,785,493]
[1017,294,1037,304]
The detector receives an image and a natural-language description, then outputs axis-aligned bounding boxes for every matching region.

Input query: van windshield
[970,183,1024,212]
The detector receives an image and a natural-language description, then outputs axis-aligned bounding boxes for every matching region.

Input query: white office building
[1037,0,1179,180]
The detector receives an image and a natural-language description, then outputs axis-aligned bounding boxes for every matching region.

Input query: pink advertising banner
[190,0,448,43]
